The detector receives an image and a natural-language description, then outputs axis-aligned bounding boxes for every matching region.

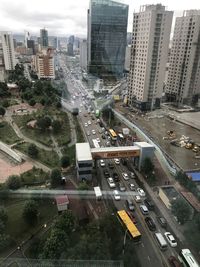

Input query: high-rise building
[165,10,200,106]
[128,4,173,110]
[40,28,48,47]
[1,31,16,70]
[67,43,74,56]
[24,30,30,48]
[0,44,6,81]
[87,0,128,78]
[124,45,131,72]
[80,39,87,70]
[27,40,36,55]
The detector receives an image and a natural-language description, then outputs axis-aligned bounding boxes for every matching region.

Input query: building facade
[165,10,200,106]
[1,31,16,71]
[87,0,128,78]
[40,28,49,47]
[128,4,173,110]
[27,40,36,55]
[124,45,131,72]
[80,39,87,70]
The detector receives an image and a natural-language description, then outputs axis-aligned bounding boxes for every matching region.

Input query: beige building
[128,4,173,111]
[165,10,200,106]
[1,31,16,71]
[32,48,55,79]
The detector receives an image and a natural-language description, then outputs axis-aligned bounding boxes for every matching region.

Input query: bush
[22,200,39,226]
[28,143,39,158]
[29,98,36,106]
[6,175,21,190]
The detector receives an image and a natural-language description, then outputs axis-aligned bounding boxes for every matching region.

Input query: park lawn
[53,111,71,146]
[62,145,75,165]
[73,117,85,142]
[0,121,21,144]
[14,142,60,168]
[20,167,49,185]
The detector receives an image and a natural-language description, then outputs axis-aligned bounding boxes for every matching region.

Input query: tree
[29,98,36,106]
[0,106,6,116]
[2,100,9,108]
[0,208,8,225]
[60,155,70,168]
[22,200,38,226]
[56,101,62,109]
[52,120,62,134]
[141,157,154,175]
[6,175,21,190]
[50,168,61,188]
[0,82,9,97]
[28,144,39,158]
[36,116,51,131]
[171,198,192,225]
[53,211,75,234]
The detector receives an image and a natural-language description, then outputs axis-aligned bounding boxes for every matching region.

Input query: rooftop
[76,143,92,161]
[55,195,69,205]
[186,172,200,182]
[134,142,155,148]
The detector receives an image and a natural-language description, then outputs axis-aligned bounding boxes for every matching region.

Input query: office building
[165,10,200,106]
[24,30,30,48]
[124,45,131,72]
[0,44,6,81]
[40,28,48,47]
[128,4,173,110]
[87,0,128,78]
[80,39,87,70]
[67,43,74,56]
[1,31,16,70]
[27,40,36,55]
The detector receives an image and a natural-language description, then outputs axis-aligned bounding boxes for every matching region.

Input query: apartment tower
[165,10,200,106]
[1,31,16,70]
[40,28,49,47]
[128,4,173,110]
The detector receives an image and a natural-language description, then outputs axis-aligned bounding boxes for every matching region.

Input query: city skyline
[0,0,199,37]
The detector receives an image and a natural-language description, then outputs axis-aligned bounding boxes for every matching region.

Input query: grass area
[0,121,21,144]
[53,110,71,146]
[14,142,60,168]
[74,117,85,142]
[20,167,49,186]
[62,145,75,165]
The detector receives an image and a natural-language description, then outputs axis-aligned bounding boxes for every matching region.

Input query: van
[140,205,149,215]
[154,232,168,250]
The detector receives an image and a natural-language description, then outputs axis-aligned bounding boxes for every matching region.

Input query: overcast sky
[0,0,199,37]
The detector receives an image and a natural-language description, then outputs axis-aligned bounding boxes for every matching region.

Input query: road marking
[147,256,151,261]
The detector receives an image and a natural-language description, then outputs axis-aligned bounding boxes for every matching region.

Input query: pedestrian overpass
[76,142,154,181]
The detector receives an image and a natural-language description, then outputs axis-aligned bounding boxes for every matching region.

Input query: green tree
[52,120,62,134]
[2,100,9,108]
[28,144,39,158]
[60,155,70,168]
[0,106,6,116]
[171,198,192,225]
[29,98,36,106]
[53,211,75,234]
[50,168,61,188]
[56,101,62,109]
[0,207,8,225]
[6,175,21,190]
[22,200,38,226]
[141,157,154,175]
[0,82,9,97]
[0,233,10,252]
[36,116,51,131]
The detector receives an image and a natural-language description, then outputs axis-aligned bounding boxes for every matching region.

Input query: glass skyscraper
[40,28,49,47]
[87,0,128,78]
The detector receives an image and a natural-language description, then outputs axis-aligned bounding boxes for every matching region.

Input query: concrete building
[32,48,55,79]
[165,10,200,107]
[1,31,16,70]
[27,40,35,55]
[87,0,128,78]
[80,39,87,70]
[76,143,93,181]
[124,45,131,72]
[0,44,6,81]
[67,43,74,56]
[40,28,48,47]
[24,30,30,48]
[128,4,173,111]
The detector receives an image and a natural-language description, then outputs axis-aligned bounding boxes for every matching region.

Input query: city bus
[117,210,141,243]
[108,129,117,141]
[178,249,200,267]
[92,139,100,148]
[154,232,168,251]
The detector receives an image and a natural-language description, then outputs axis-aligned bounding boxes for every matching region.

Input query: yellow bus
[108,129,117,141]
[117,210,141,243]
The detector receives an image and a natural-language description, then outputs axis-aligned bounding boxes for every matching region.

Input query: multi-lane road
[57,54,181,267]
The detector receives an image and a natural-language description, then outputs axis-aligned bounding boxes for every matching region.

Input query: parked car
[126,199,135,211]
[100,159,105,167]
[113,190,120,201]
[103,169,110,178]
[87,131,90,136]
[164,232,177,247]
[84,123,88,127]
[140,204,149,215]
[96,138,100,143]
[130,172,135,178]
[129,183,135,191]
[157,216,167,228]
[137,188,146,197]
[108,162,114,169]
[168,256,182,267]
[113,172,119,182]
[144,199,155,210]
[134,195,141,203]
[145,217,156,231]
[118,182,126,192]
[114,158,120,165]
[107,178,116,189]
[88,120,91,125]
[102,134,106,139]
[122,173,129,180]
[92,129,96,135]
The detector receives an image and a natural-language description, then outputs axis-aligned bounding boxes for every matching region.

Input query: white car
[164,232,177,247]
[96,138,100,143]
[100,159,105,167]
[113,190,120,201]
[84,123,88,127]
[137,188,146,197]
[107,178,116,188]
[129,183,135,191]
[88,120,91,125]
[122,173,129,180]
[87,131,90,136]
[134,195,141,202]
[92,130,96,135]
[114,158,120,165]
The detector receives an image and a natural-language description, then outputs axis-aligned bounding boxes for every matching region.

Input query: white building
[124,45,131,71]
[1,31,16,70]
[76,143,93,181]
[128,4,173,111]
[165,10,200,106]
[80,39,87,70]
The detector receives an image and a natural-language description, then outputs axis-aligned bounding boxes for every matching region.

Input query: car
[101,134,106,139]
[97,119,100,123]
[100,159,105,167]
[91,116,95,120]
[129,183,135,191]
[108,136,111,141]
[103,169,110,178]
[114,159,120,165]
[108,162,114,169]
[88,120,91,125]
[164,232,177,247]
[107,178,116,188]
[101,127,105,132]
[126,199,135,211]
[118,182,126,192]
[113,172,119,182]
[105,131,109,136]
[144,199,155,210]
[84,114,87,117]
[168,256,182,267]
[92,130,96,135]
[157,216,167,228]
[96,138,100,143]
[130,172,135,178]
[137,188,146,197]
[122,173,129,180]
[113,190,120,200]
[127,211,137,224]
[84,123,88,127]
[140,204,149,215]
[134,195,141,202]
[145,217,156,231]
